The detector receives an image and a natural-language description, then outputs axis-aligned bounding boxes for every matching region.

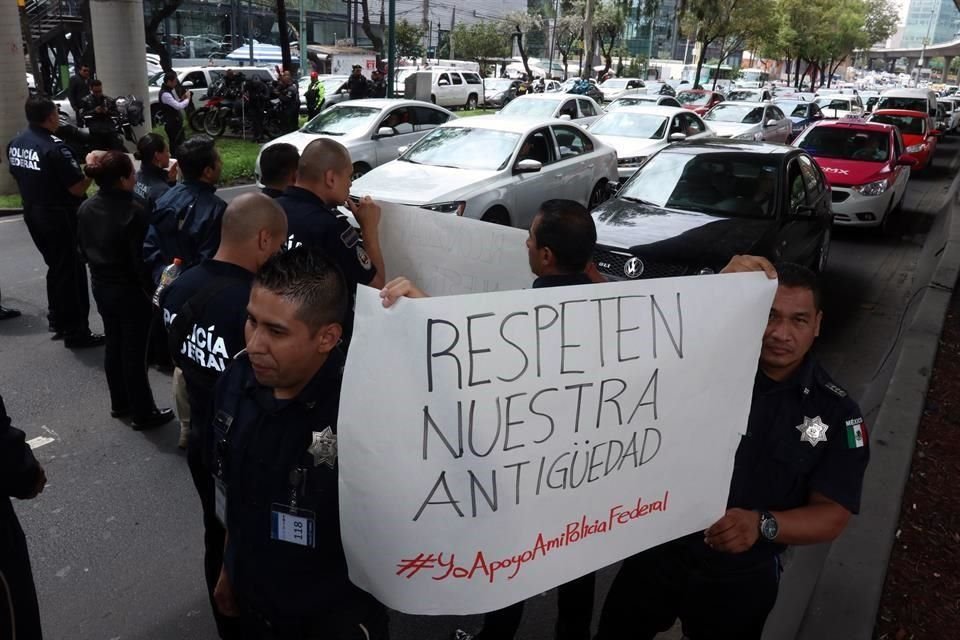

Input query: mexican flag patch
[845,418,867,449]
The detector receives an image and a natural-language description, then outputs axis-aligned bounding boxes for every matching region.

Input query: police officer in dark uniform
[275,138,386,342]
[594,259,871,640]
[244,73,271,143]
[67,63,91,121]
[210,247,389,640]
[79,79,121,151]
[367,70,387,98]
[7,95,104,347]
[346,65,369,100]
[134,133,177,210]
[160,193,288,640]
[277,71,300,134]
[258,143,299,198]
[143,134,227,284]
[0,392,47,640]
[381,200,602,640]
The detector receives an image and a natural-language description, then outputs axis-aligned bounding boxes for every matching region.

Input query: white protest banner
[338,273,777,615]
[377,204,533,296]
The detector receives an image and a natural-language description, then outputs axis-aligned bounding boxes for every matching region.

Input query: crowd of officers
[2,88,870,640]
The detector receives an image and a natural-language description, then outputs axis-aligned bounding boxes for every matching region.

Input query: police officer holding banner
[160,193,288,639]
[7,95,104,348]
[211,247,388,639]
[594,257,870,640]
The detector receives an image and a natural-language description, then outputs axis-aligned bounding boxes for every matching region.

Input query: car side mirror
[438,79,449,86]
[376,127,395,138]
[397,145,410,156]
[930,129,942,137]
[515,158,543,173]
[792,204,817,217]
[181,81,195,88]
[559,114,572,121]
[765,119,779,127]
[898,154,919,167]
[668,132,687,141]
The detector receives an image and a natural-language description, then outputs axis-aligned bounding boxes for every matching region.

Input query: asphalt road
[1,137,958,640]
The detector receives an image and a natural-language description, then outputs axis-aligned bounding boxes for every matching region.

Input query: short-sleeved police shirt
[160,260,253,459]
[683,355,869,570]
[216,349,364,627]
[7,125,85,212]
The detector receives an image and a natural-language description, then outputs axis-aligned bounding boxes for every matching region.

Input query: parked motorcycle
[202,95,286,140]
[58,95,144,157]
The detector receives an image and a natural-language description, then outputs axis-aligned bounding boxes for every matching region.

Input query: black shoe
[0,306,21,320]
[64,332,106,349]
[110,407,131,419]
[131,408,175,430]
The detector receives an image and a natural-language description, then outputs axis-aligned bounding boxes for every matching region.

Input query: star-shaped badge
[796,416,829,447]
[308,427,338,468]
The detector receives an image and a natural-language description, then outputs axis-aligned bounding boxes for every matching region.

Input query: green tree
[452,22,512,68]
[501,11,544,79]
[554,14,585,80]
[594,1,626,77]
[395,19,425,58]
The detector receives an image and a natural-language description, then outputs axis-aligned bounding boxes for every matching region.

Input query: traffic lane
[0,140,954,640]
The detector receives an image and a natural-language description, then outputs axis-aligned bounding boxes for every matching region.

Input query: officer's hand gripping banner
[338,273,777,615]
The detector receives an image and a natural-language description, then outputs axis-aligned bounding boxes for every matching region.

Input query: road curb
[0,208,23,218]
[794,171,960,639]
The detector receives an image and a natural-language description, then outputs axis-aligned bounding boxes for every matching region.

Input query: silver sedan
[702,102,792,143]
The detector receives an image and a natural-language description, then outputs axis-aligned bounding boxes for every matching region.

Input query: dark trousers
[0,519,43,640]
[165,118,185,155]
[250,102,265,140]
[239,591,389,640]
[595,541,780,640]
[90,281,157,420]
[187,442,244,639]
[22,207,90,335]
[147,308,173,368]
[477,573,594,640]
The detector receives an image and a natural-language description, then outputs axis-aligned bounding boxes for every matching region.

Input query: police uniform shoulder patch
[340,226,360,248]
[356,245,372,270]
[824,382,847,398]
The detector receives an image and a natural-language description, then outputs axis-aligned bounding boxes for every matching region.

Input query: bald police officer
[595,259,870,640]
[7,95,104,348]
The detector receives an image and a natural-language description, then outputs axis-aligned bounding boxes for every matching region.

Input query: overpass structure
[866,38,960,81]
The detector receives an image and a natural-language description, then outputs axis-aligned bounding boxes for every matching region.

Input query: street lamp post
[917,8,935,86]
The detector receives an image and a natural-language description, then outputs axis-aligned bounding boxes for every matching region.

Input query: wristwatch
[759,511,779,541]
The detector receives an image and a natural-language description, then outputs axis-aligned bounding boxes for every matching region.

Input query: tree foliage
[501,11,544,78]
[395,19,425,58]
[452,22,512,64]
[554,14,585,80]
[594,1,626,76]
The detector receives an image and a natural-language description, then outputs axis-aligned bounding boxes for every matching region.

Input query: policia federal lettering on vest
[210,248,388,640]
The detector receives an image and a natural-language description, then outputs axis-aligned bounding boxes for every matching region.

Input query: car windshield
[776,101,806,117]
[677,92,711,105]
[815,97,852,111]
[402,127,521,171]
[301,106,380,135]
[870,114,925,135]
[939,101,954,112]
[727,90,760,101]
[602,79,629,88]
[704,104,764,124]
[619,152,779,218]
[486,79,514,91]
[148,71,167,87]
[499,98,561,118]
[590,112,668,138]
[607,97,655,111]
[798,128,890,162]
[876,96,928,112]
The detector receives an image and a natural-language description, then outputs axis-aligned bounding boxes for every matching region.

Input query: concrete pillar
[0,2,30,195]
[888,58,897,73]
[88,0,150,140]
[943,57,954,83]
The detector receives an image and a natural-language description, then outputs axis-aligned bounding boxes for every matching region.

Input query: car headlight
[734,132,760,140]
[618,156,646,167]
[421,201,466,215]
[906,143,925,153]
[853,178,889,196]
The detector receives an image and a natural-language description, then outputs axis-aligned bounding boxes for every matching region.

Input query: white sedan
[703,102,792,143]
[588,106,714,181]
[814,95,863,119]
[350,116,619,227]
[497,93,604,127]
[255,99,456,183]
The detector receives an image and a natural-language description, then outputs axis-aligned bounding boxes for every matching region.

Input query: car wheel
[482,206,511,226]
[589,180,609,209]
[151,107,162,128]
[352,162,372,181]
[881,194,901,236]
[466,93,478,110]
[815,227,831,274]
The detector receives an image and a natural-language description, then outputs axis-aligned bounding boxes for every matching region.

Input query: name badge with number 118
[271,503,315,548]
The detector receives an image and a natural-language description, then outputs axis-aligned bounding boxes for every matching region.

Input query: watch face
[761,516,779,540]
